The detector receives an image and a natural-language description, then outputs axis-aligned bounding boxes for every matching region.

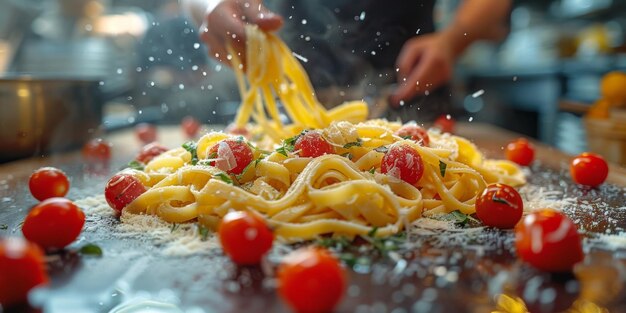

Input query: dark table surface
[1,123,625,313]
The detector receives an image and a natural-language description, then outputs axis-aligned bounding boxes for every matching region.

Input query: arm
[180,0,283,66]
[390,0,512,106]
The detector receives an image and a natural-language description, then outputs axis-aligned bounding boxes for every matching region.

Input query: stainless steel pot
[0,77,104,162]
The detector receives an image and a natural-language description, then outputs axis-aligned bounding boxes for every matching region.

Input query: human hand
[199,0,283,66]
[389,32,457,107]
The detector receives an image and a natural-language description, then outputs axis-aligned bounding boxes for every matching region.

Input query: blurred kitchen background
[1,0,625,162]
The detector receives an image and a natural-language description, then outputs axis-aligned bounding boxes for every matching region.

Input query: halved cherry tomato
[278,247,346,313]
[434,114,455,134]
[0,238,49,307]
[81,138,111,161]
[28,167,70,201]
[135,123,157,144]
[209,139,253,175]
[515,209,583,272]
[294,131,334,158]
[505,138,535,166]
[22,198,85,249]
[136,142,168,164]
[395,124,430,146]
[381,144,424,185]
[104,174,146,212]
[182,116,201,138]
[218,211,273,265]
[570,152,609,187]
[475,183,523,229]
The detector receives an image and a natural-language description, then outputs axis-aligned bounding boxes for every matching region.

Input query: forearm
[440,0,512,57]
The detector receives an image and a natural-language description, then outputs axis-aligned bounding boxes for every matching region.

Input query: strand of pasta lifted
[110,25,525,241]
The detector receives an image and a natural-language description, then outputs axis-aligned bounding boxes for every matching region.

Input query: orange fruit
[600,71,626,107]
[586,98,611,119]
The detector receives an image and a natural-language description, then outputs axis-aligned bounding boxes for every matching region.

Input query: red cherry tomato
[182,116,201,138]
[136,142,169,164]
[209,139,253,175]
[570,152,609,187]
[434,114,455,133]
[505,138,535,166]
[278,247,346,313]
[81,138,111,161]
[294,131,334,158]
[475,183,523,229]
[395,124,430,146]
[515,209,583,272]
[0,238,49,307]
[218,211,273,265]
[381,144,424,185]
[22,198,85,249]
[135,123,157,144]
[104,174,146,213]
[28,167,70,201]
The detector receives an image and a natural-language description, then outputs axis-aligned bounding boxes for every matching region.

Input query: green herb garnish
[275,146,289,156]
[492,195,511,205]
[170,223,180,233]
[127,160,144,171]
[401,135,412,140]
[439,160,447,178]
[343,138,363,149]
[439,211,478,227]
[78,243,103,257]
[182,141,199,165]
[214,173,234,185]
[369,167,376,174]
[340,152,353,160]
[198,225,210,241]
[0,224,8,230]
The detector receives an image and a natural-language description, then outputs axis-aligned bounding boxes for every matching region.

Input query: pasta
[116,25,526,241]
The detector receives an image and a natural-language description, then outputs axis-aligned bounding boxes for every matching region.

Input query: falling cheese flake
[472,89,485,98]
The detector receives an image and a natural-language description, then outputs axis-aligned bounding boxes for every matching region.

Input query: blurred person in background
[183,0,511,121]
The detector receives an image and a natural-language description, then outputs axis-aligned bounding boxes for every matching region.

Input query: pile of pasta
[116,25,525,241]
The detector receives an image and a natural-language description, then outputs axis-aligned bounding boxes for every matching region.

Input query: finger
[395,39,426,83]
[242,1,284,32]
[207,2,247,57]
[390,55,434,106]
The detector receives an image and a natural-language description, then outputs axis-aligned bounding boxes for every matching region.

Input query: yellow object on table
[600,71,626,108]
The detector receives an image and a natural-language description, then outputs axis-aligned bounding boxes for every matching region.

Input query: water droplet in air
[193,43,200,49]
[179,84,185,90]
[166,49,173,55]
[301,19,307,25]
[370,51,376,56]
[359,11,366,20]
[399,100,405,107]
[192,65,198,71]
[136,67,142,72]
[148,56,155,62]
[468,117,474,122]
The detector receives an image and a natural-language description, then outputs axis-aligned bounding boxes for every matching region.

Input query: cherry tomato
[294,131,334,158]
[218,211,273,265]
[278,247,346,313]
[515,209,583,272]
[434,114,455,134]
[395,124,430,146]
[0,238,49,307]
[505,138,535,166]
[182,116,201,138]
[135,123,157,144]
[209,139,253,175]
[81,138,111,161]
[28,167,70,201]
[381,144,424,185]
[136,142,169,164]
[570,152,609,187]
[22,198,85,249]
[475,183,523,229]
[104,174,146,213]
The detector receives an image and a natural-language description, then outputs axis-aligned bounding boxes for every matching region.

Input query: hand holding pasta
[107,26,525,241]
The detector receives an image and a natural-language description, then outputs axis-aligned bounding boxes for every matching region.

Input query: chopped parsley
[340,152,353,160]
[78,243,103,257]
[275,146,289,157]
[127,160,144,171]
[0,224,7,230]
[170,223,180,233]
[182,141,199,165]
[275,133,301,156]
[343,138,363,149]
[492,195,511,205]
[401,135,412,140]
[439,211,479,227]
[214,173,234,185]
[198,225,210,241]
[439,161,447,178]
[369,167,376,174]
